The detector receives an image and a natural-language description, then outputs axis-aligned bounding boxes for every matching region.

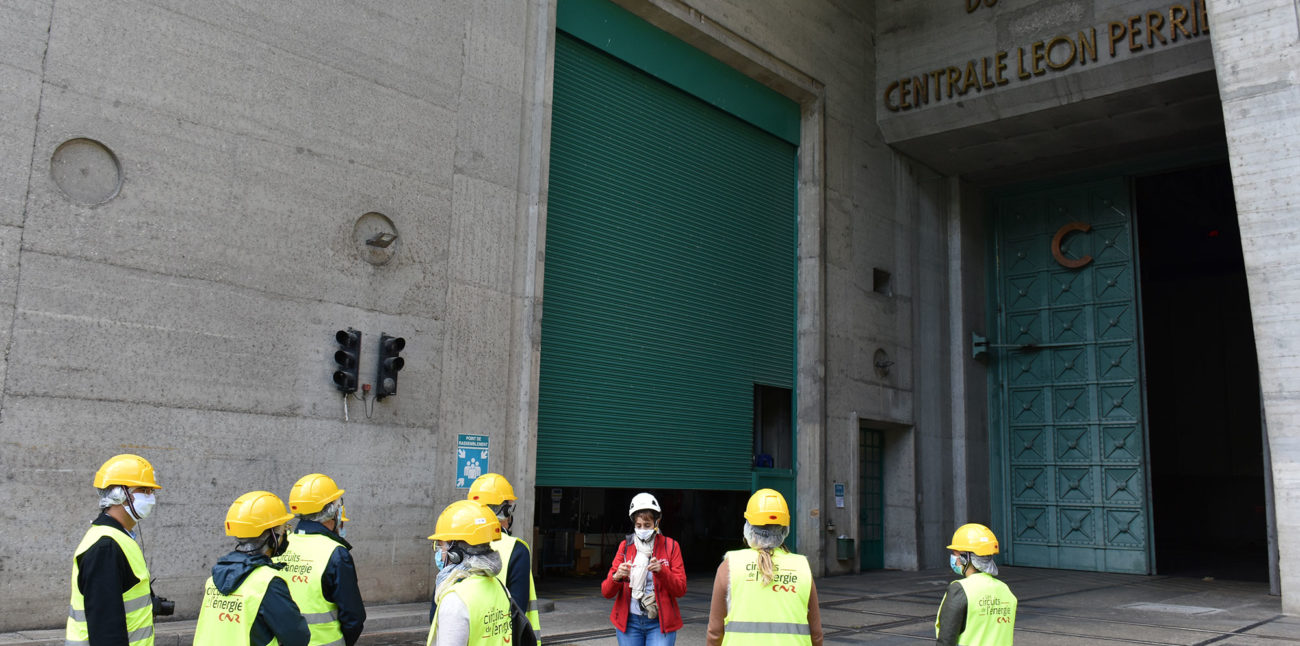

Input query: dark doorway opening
[533,487,749,578]
[1136,163,1268,581]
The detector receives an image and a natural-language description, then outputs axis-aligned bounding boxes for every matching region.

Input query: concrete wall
[0,0,550,629]
[0,0,956,628]
[1205,0,1300,615]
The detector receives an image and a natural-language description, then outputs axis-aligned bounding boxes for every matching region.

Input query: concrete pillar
[1205,0,1300,615]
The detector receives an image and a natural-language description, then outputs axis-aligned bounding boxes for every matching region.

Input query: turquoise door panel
[991,178,1151,574]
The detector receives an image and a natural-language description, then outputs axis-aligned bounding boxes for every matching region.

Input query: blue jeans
[616,611,677,646]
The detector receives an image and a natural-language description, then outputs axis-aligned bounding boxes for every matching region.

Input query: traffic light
[333,328,361,393]
[375,333,405,399]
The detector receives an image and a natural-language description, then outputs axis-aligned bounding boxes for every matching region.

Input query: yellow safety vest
[935,573,1017,646]
[193,565,284,646]
[721,548,813,646]
[490,535,540,633]
[275,533,346,646]
[427,575,511,646]
[66,525,154,646]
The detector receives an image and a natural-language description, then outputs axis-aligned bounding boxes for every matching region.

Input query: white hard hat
[629,492,661,518]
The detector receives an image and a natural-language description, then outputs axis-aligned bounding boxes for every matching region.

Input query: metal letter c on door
[1051,221,1093,269]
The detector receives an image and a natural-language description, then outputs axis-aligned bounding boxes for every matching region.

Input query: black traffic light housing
[333,328,361,393]
[375,333,405,400]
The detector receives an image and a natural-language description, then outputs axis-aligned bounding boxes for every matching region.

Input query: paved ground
[528,567,1296,646]
[5,567,1295,645]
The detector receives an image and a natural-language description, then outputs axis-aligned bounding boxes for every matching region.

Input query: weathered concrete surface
[0,0,547,631]
[1206,0,1300,616]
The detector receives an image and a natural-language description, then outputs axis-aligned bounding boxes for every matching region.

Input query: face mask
[126,492,156,522]
[634,528,655,541]
[950,554,965,576]
[434,548,446,570]
[335,506,346,538]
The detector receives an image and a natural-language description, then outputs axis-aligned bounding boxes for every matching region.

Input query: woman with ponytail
[705,489,824,646]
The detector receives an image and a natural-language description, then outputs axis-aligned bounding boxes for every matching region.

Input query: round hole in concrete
[50,138,122,204]
[352,212,400,266]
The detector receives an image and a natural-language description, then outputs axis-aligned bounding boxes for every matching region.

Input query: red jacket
[600,534,687,633]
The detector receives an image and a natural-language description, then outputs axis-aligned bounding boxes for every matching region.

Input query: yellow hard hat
[93,454,161,490]
[947,523,999,556]
[288,473,345,515]
[744,488,790,527]
[224,491,294,539]
[428,500,501,546]
[467,473,517,506]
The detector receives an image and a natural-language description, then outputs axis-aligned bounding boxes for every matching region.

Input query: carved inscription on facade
[885,1,1210,112]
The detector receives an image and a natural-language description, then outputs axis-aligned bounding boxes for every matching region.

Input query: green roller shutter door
[538,24,798,490]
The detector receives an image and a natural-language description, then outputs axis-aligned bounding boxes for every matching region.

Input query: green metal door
[990,178,1150,574]
[859,428,884,569]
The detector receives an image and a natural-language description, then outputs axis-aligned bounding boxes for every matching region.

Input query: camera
[153,594,175,617]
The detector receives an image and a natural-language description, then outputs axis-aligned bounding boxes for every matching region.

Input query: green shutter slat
[537,32,797,490]
[556,0,801,144]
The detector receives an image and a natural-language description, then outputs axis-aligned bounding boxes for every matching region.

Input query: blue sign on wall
[456,434,490,489]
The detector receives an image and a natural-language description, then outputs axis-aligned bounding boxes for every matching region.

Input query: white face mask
[634,527,655,541]
[126,492,156,521]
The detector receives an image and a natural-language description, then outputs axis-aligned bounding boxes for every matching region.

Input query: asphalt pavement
[4,566,1295,645]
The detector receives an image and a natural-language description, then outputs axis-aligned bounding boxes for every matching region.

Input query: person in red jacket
[601,493,686,646]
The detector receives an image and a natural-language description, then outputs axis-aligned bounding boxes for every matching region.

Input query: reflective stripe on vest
[427,575,511,646]
[491,534,541,633]
[66,525,154,646]
[193,566,283,646]
[275,533,346,646]
[955,573,1017,646]
[721,548,812,646]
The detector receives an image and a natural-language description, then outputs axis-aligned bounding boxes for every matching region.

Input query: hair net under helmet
[969,553,999,576]
[304,499,342,524]
[743,520,788,550]
[99,486,129,509]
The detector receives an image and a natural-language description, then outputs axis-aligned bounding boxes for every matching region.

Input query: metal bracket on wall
[972,332,1084,359]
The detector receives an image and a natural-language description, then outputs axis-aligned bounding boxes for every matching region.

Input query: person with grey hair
[706,489,823,646]
[935,523,1017,646]
[426,500,512,646]
[277,474,366,645]
[66,454,165,646]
